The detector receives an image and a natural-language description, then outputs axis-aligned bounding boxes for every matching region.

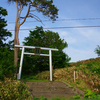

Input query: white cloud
[54,30,77,44]
[75,28,100,44]
[64,47,98,62]
[60,31,68,37]
[64,37,77,44]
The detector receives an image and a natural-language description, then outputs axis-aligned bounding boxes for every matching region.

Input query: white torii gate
[15,45,58,81]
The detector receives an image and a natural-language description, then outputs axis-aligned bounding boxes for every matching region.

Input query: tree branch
[20,17,25,19]
[19,2,31,26]
[28,13,44,25]
[18,2,23,11]
[30,10,36,12]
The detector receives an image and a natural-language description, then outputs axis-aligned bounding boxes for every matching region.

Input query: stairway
[25,81,79,99]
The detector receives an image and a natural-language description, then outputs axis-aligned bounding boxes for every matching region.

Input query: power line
[7,18,100,24]
[8,25,100,31]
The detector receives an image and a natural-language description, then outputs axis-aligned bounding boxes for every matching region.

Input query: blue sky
[0,0,100,62]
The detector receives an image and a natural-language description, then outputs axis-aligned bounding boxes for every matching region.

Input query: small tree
[22,26,71,74]
[7,0,59,71]
[94,45,100,56]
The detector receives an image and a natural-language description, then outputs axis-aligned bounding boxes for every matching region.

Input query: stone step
[24,81,83,99]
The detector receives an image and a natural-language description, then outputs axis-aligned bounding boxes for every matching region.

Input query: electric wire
[7,18,100,24]
[8,25,100,31]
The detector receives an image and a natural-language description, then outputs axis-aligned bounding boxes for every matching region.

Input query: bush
[84,90,97,99]
[0,77,32,100]
[0,47,15,81]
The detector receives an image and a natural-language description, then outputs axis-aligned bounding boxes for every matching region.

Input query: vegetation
[1,4,100,100]
[95,45,100,56]
[36,57,100,93]
[1,77,100,100]
[0,77,33,100]
[0,47,15,81]
[7,0,59,69]
[0,7,15,81]
[22,26,71,75]
[1,57,100,99]
[0,7,12,47]
[70,57,100,66]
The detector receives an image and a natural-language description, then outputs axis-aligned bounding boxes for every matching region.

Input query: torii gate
[15,45,58,81]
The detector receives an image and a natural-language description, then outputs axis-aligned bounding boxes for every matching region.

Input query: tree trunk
[14,28,19,73]
[14,1,20,76]
[14,1,31,77]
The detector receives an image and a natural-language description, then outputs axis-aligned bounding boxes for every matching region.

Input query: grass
[35,58,100,93]
[1,57,100,100]
[48,86,51,89]
[69,86,74,88]
[21,74,50,82]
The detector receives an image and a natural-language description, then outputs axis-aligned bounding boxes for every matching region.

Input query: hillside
[36,57,100,93]
[1,57,100,100]
[70,57,100,66]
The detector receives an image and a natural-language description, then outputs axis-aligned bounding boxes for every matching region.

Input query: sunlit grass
[21,74,50,82]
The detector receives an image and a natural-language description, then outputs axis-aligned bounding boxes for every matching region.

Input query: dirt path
[23,81,84,99]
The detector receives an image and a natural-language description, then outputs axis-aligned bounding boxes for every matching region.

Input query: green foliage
[84,90,97,99]
[75,64,81,67]
[72,93,81,99]
[40,95,47,100]
[0,7,12,47]
[84,62,100,75]
[0,7,15,80]
[50,98,65,100]
[0,77,32,100]
[33,95,47,100]
[32,0,58,21]
[76,80,81,84]
[21,75,39,81]
[8,0,58,21]
[0,47,15,81]
[22,26,71,74]
[94,45,100,56]
[75,61,100,76]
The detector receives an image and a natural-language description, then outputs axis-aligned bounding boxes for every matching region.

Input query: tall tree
[22,26,71,74]
[0,7,15,80]
[8,0,58,70]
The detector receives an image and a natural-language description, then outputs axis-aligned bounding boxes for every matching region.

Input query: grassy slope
[1,57,100,100]
[36,57,100,93]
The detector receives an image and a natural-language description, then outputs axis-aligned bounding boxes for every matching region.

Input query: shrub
[0,47,15,81]
[84,89,97,99]
[0,77,32,100]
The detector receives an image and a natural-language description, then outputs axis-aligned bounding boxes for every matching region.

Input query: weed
[72,93,81,99]
[32,82,34,85]
[33,96,39,100]
[84,89,97,99]
[0,77,32,100]
[65,84,68,86]
[40,95,47,100]
[74,88,76,91]
[37,82,39,84]
[21,75,39,81]
[48,87,51,89]
[69,86,73,88]
[76,80,81,84]
[49,82,53,84]
[75,64,81,67]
